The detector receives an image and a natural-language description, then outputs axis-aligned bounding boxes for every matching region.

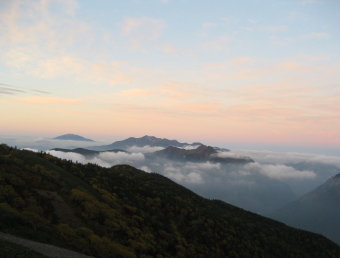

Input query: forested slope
[0,144,339,257]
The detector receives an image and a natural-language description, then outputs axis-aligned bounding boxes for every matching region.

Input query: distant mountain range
[149,145,252,164]
[89,135,220,151]
[271,173,340,245]
[52,144,248,165]
[53,134,94,142]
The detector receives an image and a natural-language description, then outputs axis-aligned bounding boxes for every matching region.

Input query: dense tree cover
[0,144,339,257]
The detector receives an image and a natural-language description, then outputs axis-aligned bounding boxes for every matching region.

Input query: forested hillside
[0,144,339,258]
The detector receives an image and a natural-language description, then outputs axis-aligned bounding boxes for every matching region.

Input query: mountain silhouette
[271,173,340,245]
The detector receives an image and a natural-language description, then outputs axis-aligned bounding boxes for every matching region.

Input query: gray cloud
[32,89,51,94]
[0,83,50,95]
[0,85,25,95]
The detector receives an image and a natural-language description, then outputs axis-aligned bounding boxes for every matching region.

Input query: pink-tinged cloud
[18,96,83,105]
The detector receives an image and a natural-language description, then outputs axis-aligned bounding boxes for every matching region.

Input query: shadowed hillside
[271,173,340,245]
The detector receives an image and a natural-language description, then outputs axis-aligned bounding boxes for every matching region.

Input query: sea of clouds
[15,140,340,215]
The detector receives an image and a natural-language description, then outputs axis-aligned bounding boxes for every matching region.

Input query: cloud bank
[239,163,316,180]
[228,149,340,168]
[46,150,145,168]
[19,144,340,215]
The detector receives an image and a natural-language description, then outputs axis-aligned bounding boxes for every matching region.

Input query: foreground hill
[53,134,94,142]
[271,173,340,245]
[0,144,339,257]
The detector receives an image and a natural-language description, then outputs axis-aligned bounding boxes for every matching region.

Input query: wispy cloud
[0,83,50,96]
[0,85,25,95]
[0,0,131,87]
[18,96,83,105]
[264,25,289,33]
[202,22,218,30]
[31,89,51,95]
[202,36,231,52]
[4,52,132,86]
[271,32,330,46]
[121,16,165,49]
[300,0,321,5]
[300,32,330,40]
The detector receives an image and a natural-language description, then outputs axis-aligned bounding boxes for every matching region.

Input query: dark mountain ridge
[51,144,250,164]
[89,135,229,152]
[0,144,339,257]
[51,148,127,157]
[150,145,253,164]
[89,135,191,151]
[271,173,340,245]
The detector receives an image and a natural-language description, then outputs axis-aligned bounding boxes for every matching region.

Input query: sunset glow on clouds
[0,0,339,150]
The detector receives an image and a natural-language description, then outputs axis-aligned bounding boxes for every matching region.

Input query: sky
[0,0,339,152]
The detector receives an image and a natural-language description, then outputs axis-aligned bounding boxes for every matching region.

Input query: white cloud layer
[240,162,316,180]
[46,150,145,168]
[47,150,87,164]
[127,145,165,153]
[229,149,340,168]
[163,161,220,185]
[21,147,39,152]
[18,143,340,214]
[178,145,201,150]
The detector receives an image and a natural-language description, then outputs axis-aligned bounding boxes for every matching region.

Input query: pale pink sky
[0,0,339,150]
